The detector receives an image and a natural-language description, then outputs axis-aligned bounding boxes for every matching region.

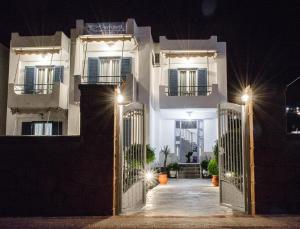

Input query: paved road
[125,178,233,216]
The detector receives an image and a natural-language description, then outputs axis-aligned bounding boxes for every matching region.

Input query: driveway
[125,178,233,216]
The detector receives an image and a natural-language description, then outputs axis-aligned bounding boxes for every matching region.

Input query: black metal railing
[165,86,212,96]
[81,75,127,85]
[14,84,54,95]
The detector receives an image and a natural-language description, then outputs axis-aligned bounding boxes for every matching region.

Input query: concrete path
[125,178,233,217]
[1,215,300,228]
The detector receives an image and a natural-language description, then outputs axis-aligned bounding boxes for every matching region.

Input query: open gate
[218,102,250,213]
[119,102,145,213]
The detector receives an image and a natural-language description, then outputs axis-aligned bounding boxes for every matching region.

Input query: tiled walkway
[127,178,233,217]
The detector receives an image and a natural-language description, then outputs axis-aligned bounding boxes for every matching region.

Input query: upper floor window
[87,57,132,84]
[16,66,64,95]
[167,68,210,96]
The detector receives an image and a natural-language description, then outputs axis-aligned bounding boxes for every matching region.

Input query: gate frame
[115,102,146,214]
[218,101,253,214]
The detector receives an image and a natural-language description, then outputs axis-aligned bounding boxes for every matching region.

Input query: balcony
[159,84,223,109]
[74,74,136,103]
[7,82,68,110]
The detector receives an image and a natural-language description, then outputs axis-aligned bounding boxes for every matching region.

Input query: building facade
[5,19,227,162]
[0,43,9,135]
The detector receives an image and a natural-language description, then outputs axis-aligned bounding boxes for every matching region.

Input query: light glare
[241,93,250,103]
[117,94,124,104]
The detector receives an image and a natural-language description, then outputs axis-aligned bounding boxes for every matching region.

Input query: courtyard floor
[1,179,300,228]
[125,178,233,217]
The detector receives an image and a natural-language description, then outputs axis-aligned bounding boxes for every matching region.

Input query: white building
[5,19,227,163]
[0,43,9,135]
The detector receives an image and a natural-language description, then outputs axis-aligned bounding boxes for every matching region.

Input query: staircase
[178,163,201,178]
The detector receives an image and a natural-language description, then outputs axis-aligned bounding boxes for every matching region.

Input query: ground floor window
[21,121,63,136]
[175,120,204,163]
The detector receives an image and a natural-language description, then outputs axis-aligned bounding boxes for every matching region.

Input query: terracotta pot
[212,175,219,186]
[159,173,168,184]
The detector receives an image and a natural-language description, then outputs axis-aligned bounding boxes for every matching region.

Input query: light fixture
[186,111,193,120]
[40,54,48,64]
[117,94,124,104]
[241,93,250,103]
[145,171,154,182]
[142,169,158,186]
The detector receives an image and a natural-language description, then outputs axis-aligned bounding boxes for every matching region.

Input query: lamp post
[241,86,255,216]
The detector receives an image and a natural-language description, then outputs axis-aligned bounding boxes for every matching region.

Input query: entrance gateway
[117,102,251,215]
[218,102,250,213]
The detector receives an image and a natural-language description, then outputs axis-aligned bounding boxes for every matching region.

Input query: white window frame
[178,69,198,95]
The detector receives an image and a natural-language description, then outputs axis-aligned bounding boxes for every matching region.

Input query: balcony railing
[14,84,54,95]
[165,86,212,96]
[81,75,127,85]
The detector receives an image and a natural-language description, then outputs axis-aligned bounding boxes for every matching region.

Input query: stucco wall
[0,85,116,216]
[203,118,218,153]
[0,44,8,135]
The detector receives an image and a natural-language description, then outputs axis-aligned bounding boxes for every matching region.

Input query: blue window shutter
[24,67,35,94]
[88,58,99,83]
[54,66,64,82]
[21,122,33,135]
[197,69,208,95]
[121,57,132,78]
[52,121,63,135]
[168,69,178,96]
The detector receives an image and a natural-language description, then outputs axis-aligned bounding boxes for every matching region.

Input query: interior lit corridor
[126,179,233,217]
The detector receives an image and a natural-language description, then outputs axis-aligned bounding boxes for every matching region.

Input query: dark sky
[1,0,300,105]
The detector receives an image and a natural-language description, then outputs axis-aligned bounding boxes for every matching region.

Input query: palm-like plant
[161,145,170,171]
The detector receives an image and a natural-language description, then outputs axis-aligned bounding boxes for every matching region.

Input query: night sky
[1,0,300,104]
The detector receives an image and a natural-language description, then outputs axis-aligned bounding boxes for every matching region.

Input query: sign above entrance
[85,22,127,35]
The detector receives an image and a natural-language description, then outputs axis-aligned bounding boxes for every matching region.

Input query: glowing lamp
[117,94,124,104]
[145,171,154,182]
[241,93,250,103]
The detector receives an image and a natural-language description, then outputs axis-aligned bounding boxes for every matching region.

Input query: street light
[241,93,250,103]
[117,94,124,104]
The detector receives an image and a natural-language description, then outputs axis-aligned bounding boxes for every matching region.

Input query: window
[22,66,64,94]
[178,69,197,95]
[99,58,121,83]
[21,121,63,136]
[35,67,54,94]
[87,57,132,84]
[168,68,209,96]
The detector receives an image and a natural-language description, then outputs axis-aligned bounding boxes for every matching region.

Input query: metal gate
[218,102,249,212]
[120,102,145,212]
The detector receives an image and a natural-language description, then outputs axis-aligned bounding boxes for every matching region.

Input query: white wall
[203,118,218,153]
[159,119,175,154]
[0,44,8,135]
[6,110,68,135]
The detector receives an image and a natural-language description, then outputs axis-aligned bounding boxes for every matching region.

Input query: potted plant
[146,144,156,165]
[200,159,209,178]
[185,151,193,163]
[159,145,170,184]
[208,159,219,186]
[168,162,180,178]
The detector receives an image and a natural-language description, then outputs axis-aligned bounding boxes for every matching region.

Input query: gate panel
[121,103,145,212]
[218,103,248,212]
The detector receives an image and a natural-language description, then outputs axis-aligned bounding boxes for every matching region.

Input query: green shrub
[208,159,218,176]
[168,162,180,171]
[146,144,156,164]
[200,159,209,171]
